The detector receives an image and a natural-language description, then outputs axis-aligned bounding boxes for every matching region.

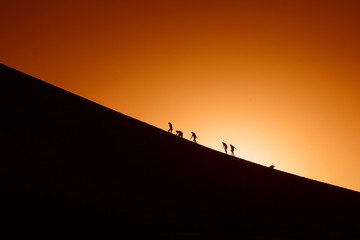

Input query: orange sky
[1,0,360,191]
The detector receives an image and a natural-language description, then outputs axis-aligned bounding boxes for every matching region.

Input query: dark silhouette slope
[1,63,359,239]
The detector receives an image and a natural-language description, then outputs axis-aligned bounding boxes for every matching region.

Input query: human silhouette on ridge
[191,131,198,143]
[168,122,173,133]
[230,144,236,156]
[176,130,183,138]
[222,142,228,154]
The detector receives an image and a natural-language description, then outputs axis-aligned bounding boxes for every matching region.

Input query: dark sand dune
[1,63,359,239]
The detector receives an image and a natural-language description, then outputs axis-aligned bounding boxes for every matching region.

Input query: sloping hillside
[1,63,359,239]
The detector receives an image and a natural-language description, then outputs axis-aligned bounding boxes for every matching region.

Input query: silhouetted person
[222,142,228,154]
[168,122,173,133]
[176,130,183,138]
[230,144,236,156]
[190,131,198,143]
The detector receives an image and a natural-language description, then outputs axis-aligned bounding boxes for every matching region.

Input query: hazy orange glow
[1,0,360,191]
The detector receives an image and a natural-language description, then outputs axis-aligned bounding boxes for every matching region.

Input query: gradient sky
[1,0,360,191]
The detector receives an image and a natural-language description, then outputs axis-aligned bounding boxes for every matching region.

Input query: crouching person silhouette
[176,130,183,138]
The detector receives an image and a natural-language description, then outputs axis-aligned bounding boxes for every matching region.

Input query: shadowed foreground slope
[1,63,359,239]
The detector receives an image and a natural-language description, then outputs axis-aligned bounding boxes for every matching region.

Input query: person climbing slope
[191,131,198,143]
[176,130,183,138]
[230,144,236,156]
[222,142,228,154]
[168,122,173,133]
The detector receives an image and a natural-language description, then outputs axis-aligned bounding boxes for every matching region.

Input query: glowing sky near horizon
[1,0,360,191]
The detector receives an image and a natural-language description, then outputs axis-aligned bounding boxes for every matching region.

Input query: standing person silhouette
[190,132,198,143]
[168,122,173,133]
[230,144,236,156]
[222,142,228,154]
